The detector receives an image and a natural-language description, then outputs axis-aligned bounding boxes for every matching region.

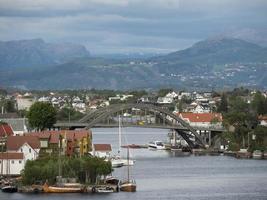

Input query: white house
[6,136,40,161]
[157,97,173,104]
[92,144,112,158]
[0,152,24,176]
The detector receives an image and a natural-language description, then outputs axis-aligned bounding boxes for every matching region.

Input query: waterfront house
[28,130,92,157]
[0,152,24,176]
[6,135,40,161]
[177,112,223,129]
[91,144,112,158]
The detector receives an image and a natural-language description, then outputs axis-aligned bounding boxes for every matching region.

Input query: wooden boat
[120,147,136,192]
[120,180,136,192]
[43,182,85,193]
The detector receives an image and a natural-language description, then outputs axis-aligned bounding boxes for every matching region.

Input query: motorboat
[95,186,114,193]
[110,158,124,168]
[252,150,263,159]
[148,141,166,150]
[1,185,18,193]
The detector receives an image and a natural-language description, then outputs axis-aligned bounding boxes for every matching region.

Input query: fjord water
[1,128,267,200]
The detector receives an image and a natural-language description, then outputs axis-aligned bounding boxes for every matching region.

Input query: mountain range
[0,38,90,68]
[0,37,267,90]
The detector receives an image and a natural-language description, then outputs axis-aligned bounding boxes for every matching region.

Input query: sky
[0,0,266,54]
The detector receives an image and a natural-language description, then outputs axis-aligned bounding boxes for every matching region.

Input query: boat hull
[1,186,18,193]
[120,183,136,192]
[43,184,84,193]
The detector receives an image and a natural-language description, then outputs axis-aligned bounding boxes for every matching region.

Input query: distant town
[0,87,267,193]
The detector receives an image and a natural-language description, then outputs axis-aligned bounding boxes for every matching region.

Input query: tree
[27,102,57,131]
[251,91,267,115]
[217,93,228,113]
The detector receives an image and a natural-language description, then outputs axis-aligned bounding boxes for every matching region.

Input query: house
[177,113,223,128]
[7,136,40,161]
[0,123,14,137]
[28,130,92,157]
[157,97,173,104]
[0,153,24,176]
[0,118,28,135]
[16,95,36,111]
[92,144,112,158]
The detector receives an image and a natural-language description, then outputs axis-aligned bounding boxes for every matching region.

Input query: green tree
[27,102,57,131]
[158,88,172,97]
[251,91,267,115]
[217,93,228,113]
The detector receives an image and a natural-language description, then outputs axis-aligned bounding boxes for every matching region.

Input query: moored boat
[1,185,18,193]
[120,180,136,192]
[119,147,136,192]
[148,141,166,150]
[42,182,85,193]
[252,150,263,159]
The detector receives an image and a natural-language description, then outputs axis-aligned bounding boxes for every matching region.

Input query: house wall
[17,143,39,161]
[0,159,25,175]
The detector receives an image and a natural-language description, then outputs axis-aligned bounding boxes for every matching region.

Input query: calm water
[1,128,267,200]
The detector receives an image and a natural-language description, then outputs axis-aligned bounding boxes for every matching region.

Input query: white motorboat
[110,158,124,168]
[148,141,166,150]
[252,150,263,159]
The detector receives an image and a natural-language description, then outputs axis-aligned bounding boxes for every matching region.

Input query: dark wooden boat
[119,147,136,192]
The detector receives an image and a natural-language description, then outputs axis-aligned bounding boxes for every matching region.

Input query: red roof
[178,113,223,123]
[27,130,92,144]
[0,152,23,159]
[6,136,40,151]
[94,144,112,152]
[0,124,14,137]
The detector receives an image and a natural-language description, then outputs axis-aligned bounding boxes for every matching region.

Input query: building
[92,144,112,158]
[0,123,14,137]
[6,136,40,161]
[0,118,28,135]
[28,130,92,157]
[0,153,24,176]
[177,113,223,128]
[16,96,36,111]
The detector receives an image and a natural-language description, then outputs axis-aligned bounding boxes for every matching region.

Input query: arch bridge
[55,103,224,149]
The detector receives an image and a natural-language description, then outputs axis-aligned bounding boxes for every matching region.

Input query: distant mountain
[1,37,267,90]
[0,38,90,68]
[152,38,267,64]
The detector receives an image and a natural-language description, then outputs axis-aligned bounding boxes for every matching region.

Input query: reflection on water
[1,128,267,200]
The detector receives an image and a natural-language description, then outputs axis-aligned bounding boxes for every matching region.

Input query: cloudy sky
[0,0,266,54]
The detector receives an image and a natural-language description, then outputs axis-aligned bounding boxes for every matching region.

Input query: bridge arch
[80,103,206,148]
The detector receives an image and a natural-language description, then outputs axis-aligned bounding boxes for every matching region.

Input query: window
[19,160,22,164]
[29,148,31,153]
[11,160,14,164]
[21,148,23,152]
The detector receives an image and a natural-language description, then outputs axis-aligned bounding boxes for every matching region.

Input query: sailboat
[119,147,136,192]
[111,116,135,167]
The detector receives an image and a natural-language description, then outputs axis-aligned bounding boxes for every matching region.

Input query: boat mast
[118,115,121,155]
[127,147,130,182]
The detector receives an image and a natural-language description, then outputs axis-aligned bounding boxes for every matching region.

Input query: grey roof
[0,118,28,132]
[0,113,19,119]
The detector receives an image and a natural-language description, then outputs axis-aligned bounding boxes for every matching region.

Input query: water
[1,128,267,200]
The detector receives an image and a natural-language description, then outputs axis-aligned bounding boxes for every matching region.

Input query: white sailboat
[111,116,135,167]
